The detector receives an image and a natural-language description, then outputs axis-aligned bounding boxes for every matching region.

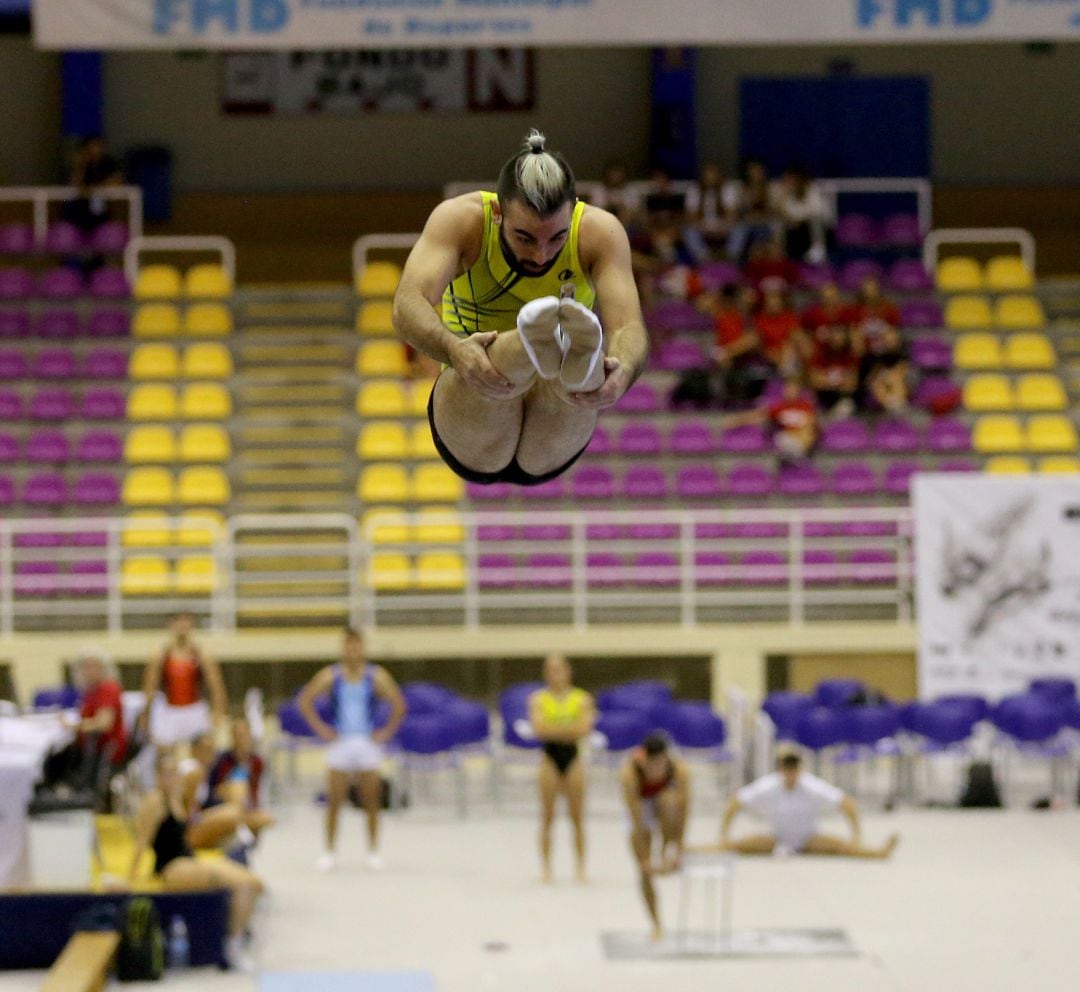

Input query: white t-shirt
[736,771,844,850]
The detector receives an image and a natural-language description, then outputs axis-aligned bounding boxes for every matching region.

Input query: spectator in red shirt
[850,276,901,353]
[723,375,819,462]
[754,286,801,371]
[801,282,854,343]
[808,323,861,418]
[744,238,800,294]
[700,284,769,407]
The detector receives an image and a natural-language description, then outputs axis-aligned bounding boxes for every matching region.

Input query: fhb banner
[914,474,1080,701]
[34,0,1080,50]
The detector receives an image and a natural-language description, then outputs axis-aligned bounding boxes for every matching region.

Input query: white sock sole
[558,298,604,390]
[517,296,565,379]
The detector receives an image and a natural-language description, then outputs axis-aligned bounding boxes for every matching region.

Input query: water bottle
[167,915,190,969]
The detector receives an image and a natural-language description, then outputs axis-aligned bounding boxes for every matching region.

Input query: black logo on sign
[558,269,574,281]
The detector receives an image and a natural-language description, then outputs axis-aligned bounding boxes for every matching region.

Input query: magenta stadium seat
[830,463,879,497]
[44,222,85,254]
[676,464,723,500]
[525,554,571,588]
[883,214,922,246]
[75,429,122,463]
[0,475,14,506]
[925,418,971,453]
[630,553,679,587]
[777,463,825,498]
[656,338,706,371]
[670,420,714,456]
[627,520,678,540]
[734,521,788,539]
[586,552,624,587]
[645,300,710,334]
[521,523,570,541]
[698,261,743,290]
[914,376,961,414]
[727,463,773,498]
[33,349,78,381]
[850,549,897,584]
[572,466,615,500]
[0,349,29,380]
[797,262,836,290]
[87,309,129,338]
[617,422,662,455]
[68,560,109,596]
[873,418,920,453]
[884,461,921,496]
[0,223,34,255]
[887,258,933,293]
[0,432,19,463]
[15,562,62,597]
[0,268,34,300]
[740,551,788,585]
[520,476,565,501]
[615,381,659,413]
[36,309,81,340]
[478,554,516,589]
[466,481,512,502]
[586,426,612,455]
[622,465,668,499]
[911,337,952,371]
[803,521,842,538]
[30,387,75,422]
[81,388,125,420]
[73,472,121,507]
[803,550,841,585]
[720,423,768,454]
[14,529,65,549]
[839,258,884,293]
[900,299,944,329]
[0,389,23,419]
[70,530,107,547]
[38,267,84,299]
[940,458,977,473]
[83,348,128,380]
[839,520,896,538]
[0,310,31,338]
[585,521,622,541]
[820,419,870,454]
[22,471,68,507]
[90,223,129,254]
[835,215,882,248]
[476,523,516,542]
[694,552,733,586]
[88,267,130,299]
[25,429,70,464]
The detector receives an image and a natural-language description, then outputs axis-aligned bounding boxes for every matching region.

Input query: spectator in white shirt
[683,162,729,263]
[722,158,778,264]
[711,752,898,858]
[771,166,831,264]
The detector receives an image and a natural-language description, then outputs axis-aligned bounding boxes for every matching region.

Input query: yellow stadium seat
[359,464,409,503]
[358,423,408,460]
[414,552,465,590]
[1004,333,1055,370]
[944,295,992,330]
[1038,456,1080,474]
[972,416,1023,453]
[1025,415,1079,453]
[357,341,409,378]
[122,511,171,548]
[129,343,180,381]
[122,467,175,507]
[179,424,231,462]
[409,423,439,459]
[184,264,232,299]
[356,301,395,336]
[408,379,435,416]
[121,557,170,595]
[127,384,179,422]
[134,265,182,300]
[356,261,401,298]
[182,343,233,379]
[963,374,1013,412]
[985,456,1031,475]
[994,295,1045,330]
[1016,374,1067,411]
[363,509,411,545]
[357,382,407,417]
[414,509,464,545]
[181,383,232,420]
[412,464,464,503]
[369,554,410,591]
[133,303,181,339]
[177,510,224,546]
[124,425,176,464]
[177,466,230,505]
[936,257,983,292]
[174,557,216,594]
[953,334,1003,371]
[184,303,233,337]
[985,255,1034,291]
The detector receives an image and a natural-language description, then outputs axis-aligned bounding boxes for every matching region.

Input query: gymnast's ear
[491,199,503,225]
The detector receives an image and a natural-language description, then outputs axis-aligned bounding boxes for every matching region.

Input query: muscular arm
[372,666,407,744]
[297,666,337,743]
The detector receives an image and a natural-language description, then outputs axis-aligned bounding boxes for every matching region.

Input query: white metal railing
[123,235,237,288]
[818,177,933,236]
[922,227,1037,276]
[0,185,144,246]
[351,233,421,288]
[0,507,913,635]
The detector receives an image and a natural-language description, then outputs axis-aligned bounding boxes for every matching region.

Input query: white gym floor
[2,760,1079,992]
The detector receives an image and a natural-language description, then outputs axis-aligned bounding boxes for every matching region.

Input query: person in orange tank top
[139,612,227,748]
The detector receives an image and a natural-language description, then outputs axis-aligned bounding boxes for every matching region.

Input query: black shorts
[542,742,580,776]
[427,381,589,488]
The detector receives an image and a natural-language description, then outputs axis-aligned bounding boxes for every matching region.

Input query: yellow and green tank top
[533,687,590,726]
[442,191,595,336]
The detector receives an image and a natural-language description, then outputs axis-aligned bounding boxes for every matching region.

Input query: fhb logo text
[153,0,291,35]
[857,0,991,29]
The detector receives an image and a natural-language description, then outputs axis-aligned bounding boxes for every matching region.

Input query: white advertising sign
[35,0,1080,50]
[914,474,1080,701]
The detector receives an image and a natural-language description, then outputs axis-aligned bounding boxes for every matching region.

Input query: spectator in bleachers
[801,282,854,345]
[592,161,641,227]
[850,276,902,353]
[771,166,831,264]
[722,374,819,462]
[65,136,123,235]
[722,158,777,263]
[860,323,912,413]
[683,162,730,262]
[753,285,801,372]
[807,321,862,418]
[701,284,768,407]
[744,237,800,294]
